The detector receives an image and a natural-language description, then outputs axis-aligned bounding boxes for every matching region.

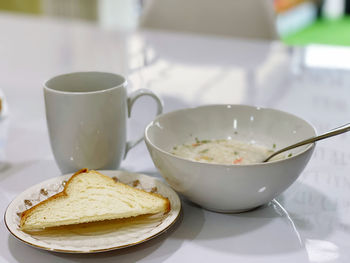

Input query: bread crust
[92,170,171,213]
[20,169,170,230]
[20,169,88,229]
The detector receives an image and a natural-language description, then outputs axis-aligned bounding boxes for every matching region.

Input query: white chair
[140,0,279,40]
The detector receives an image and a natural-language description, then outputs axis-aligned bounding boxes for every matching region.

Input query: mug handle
[124,89,163,158]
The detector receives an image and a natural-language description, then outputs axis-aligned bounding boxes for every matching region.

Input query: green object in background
[0,0,41,14]
[283,16,350,46]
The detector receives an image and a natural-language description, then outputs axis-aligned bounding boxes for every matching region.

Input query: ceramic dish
[4,170,181,253]
[145,104,316,213]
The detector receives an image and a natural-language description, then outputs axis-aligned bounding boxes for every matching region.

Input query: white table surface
[1,13,350,263]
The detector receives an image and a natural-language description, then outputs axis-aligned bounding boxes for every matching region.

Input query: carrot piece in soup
[233,157,243,164]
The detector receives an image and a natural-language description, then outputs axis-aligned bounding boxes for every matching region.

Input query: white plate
[4,170,181,253]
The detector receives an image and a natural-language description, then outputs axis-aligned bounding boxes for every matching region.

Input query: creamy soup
[171,138,281,165]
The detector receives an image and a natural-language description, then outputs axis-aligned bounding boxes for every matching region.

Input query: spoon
[263,123,350,163]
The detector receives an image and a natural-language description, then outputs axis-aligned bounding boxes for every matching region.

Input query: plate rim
[4,170,182,253]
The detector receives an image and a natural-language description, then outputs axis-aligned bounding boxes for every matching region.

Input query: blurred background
[0,0,350,46]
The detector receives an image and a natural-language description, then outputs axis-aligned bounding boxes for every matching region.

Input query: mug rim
[44,71,127,94]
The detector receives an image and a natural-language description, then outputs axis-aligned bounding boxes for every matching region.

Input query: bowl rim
[144,104,317,167]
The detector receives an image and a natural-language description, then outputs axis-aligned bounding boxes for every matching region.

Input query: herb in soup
[171,139,280,165]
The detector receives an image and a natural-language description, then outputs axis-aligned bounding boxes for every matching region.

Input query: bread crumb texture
[20,169,170,231]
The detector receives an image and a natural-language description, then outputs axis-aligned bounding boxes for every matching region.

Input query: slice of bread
[20,169,170,231]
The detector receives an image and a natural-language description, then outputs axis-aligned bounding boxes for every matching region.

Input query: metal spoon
[263,123,350,163]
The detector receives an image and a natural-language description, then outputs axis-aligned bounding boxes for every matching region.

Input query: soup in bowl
[145,105,316,212]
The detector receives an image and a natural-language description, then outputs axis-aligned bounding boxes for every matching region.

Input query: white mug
[44,72,163,174]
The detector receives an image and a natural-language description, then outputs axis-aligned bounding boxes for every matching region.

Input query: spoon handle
[263,123,350,162]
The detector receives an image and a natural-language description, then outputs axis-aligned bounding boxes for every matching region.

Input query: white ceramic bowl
[145,105,316,213]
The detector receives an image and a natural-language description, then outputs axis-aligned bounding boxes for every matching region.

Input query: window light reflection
[305,45,350,70]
